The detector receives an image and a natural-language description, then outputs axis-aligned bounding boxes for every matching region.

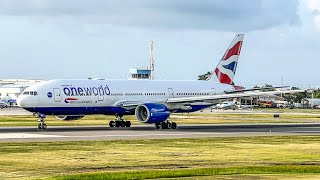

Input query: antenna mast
[149,41,154,80]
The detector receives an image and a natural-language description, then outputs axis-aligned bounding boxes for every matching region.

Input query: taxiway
[1,123,320,142]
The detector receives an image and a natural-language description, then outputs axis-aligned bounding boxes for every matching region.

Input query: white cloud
[304,0,320,29]
[1,0,319,87]
[0,0,300,31]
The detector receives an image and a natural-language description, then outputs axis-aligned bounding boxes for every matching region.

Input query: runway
[1,123,320,142]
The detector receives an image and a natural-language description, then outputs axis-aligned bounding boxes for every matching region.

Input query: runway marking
[0,133,65,139]
[72,132,236,138]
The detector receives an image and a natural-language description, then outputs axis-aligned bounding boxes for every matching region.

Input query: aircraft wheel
[109,121,115,127]
[167,122,172,129]
[121,121,126,127]
[161,122,167,129]
[42,123,47,130]
[125,121,131,127]
[171,122,177,129]
[38,123,42,129]
[115,121,121,127]
[155,123,161,129]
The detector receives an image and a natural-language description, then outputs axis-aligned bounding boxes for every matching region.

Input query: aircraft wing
[224,86,289,94]
[166,89,306,103]
[116,100,164,109]
[116,101,149,108]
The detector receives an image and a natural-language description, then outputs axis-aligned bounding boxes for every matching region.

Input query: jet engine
[135,103,170,123]
[55,115,85,121]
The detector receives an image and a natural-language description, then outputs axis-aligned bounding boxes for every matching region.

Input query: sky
[0,0,319,87]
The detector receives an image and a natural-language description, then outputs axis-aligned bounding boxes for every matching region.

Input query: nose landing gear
[37,113,47,130]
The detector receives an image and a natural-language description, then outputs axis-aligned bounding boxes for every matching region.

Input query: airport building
[302,98,320,108]
[130,41,155,80]
[129,68,152,80]
[239,95,288,108]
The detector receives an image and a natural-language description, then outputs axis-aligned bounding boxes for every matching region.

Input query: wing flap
[224,86,289,94]
[167,89,306,103]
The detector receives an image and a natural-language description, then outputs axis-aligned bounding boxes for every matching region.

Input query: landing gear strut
[155,120,177,129]
[109,115,131,128]
[37,113,47,130]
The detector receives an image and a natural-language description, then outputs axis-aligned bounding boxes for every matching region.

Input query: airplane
[17,34,305,130]
[215,101,238,110]
[0,101,9,109]
[214,101,258,110]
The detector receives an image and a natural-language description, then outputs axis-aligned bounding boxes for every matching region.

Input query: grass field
[1,136,320,179]
[1,109,320,127]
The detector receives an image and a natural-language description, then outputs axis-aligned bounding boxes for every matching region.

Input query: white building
[303,99,320,108]
[129,68,152,80]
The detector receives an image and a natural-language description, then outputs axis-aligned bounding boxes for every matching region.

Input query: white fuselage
[17,79,235,115]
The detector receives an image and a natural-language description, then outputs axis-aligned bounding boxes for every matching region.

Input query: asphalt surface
[1,108,320,142]
[1,123,320,142]
[0,108,32,116]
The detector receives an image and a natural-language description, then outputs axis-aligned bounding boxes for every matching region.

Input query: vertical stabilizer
[214,34,244,85]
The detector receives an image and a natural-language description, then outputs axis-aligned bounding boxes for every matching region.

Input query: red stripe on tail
[214,68,234,85]
[223,41,242,60]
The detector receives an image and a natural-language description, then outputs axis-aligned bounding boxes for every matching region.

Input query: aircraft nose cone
[17,96,26,107]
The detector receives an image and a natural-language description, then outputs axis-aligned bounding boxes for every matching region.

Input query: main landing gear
[37,113,47,130]
[155,120,177,129]
[109,115,131,128]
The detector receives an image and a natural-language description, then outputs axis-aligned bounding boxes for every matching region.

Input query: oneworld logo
[63,85,110,97]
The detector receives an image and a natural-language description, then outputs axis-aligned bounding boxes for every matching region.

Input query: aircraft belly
[24,106,133,116]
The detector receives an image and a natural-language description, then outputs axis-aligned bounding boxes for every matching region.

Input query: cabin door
[98,91,104,101]
[168,88,174,98]
[211,88,216,95]
[53,88,62,102]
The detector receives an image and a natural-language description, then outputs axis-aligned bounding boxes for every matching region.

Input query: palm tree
[198,71,212,81]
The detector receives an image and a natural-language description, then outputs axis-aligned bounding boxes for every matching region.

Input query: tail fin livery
[214,34,244,85]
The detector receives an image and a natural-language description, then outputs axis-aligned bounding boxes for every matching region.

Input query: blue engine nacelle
[135,103,170,123]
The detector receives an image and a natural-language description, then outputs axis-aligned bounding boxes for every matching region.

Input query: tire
[171,122,177,129]
[38,123,42,129]
[161,122,167,129]
[115,121,121,127]
[121,121,126,127]
[155,123,160,129]
[125,121,131,127]
[167,122,172,129]
[109,121,115,127]
[42,124,47,129]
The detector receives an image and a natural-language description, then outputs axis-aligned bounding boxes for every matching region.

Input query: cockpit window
[22,91,38,96]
